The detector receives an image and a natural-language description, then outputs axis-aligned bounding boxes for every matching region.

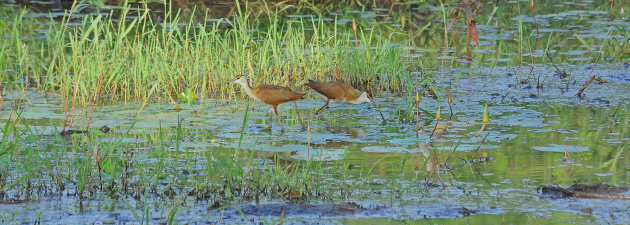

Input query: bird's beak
[366,91,387,124]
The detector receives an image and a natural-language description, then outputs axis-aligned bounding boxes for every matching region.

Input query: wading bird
[306,79,371,114]
[228,75,304,132]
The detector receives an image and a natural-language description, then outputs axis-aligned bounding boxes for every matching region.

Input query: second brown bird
[306,79,371,114]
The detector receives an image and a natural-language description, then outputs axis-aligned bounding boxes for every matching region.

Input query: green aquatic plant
[475,103,489,137]
[429,106,441,138]
[178,88,198,104]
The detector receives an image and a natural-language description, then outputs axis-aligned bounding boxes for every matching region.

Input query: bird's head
[357,91,371,104]
[227,75,248,85]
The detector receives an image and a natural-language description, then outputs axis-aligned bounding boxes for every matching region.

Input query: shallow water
[1,76,628,223]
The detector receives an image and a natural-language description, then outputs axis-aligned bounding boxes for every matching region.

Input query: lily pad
[532,144,589,152]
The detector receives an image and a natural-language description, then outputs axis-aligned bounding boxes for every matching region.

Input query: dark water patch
[443,64,630,105]
[538,185,630,224]
[235,202,366,217]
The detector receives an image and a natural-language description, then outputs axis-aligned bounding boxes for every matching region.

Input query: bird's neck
[348,92,369,104]
[348,97,364,104]
[237,80,260,101]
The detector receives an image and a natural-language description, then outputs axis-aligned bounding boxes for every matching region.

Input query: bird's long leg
[315,99,330,115]
[264,108,273,130]
[273,105,285,132]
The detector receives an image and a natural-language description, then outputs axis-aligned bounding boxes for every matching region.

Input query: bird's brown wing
[254,85,305,105]
[339,82,361,101]
[307,80,357,100]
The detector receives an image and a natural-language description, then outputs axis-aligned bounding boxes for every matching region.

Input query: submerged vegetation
[0,112,333,203]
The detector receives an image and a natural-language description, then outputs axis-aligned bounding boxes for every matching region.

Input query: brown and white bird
[306,79,371,114]
[228,75,304,132]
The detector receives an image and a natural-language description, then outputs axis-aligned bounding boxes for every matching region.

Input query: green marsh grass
[1,3,416,108]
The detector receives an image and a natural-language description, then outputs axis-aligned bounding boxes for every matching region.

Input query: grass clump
[0,2,416,108]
